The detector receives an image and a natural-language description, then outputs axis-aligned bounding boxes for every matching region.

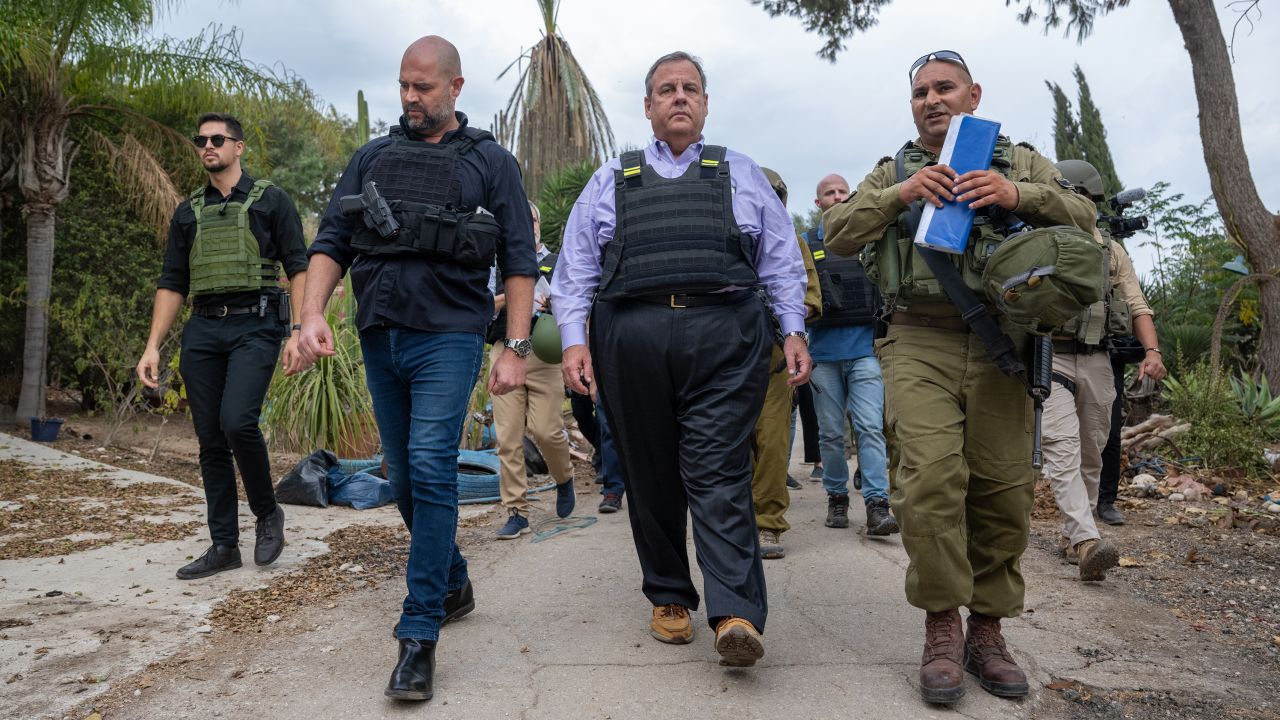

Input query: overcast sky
[156,0,1278,278]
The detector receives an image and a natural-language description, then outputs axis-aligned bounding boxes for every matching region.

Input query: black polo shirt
[157,172,308,308]
[308,112,538,334]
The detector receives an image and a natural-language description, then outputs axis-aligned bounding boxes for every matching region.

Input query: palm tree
[496,0,616,198]
[0,1,301,421]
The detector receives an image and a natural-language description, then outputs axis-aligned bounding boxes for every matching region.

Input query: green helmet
[531,312,563,364]
[761,167,788,205]
[1055,159,1104,200]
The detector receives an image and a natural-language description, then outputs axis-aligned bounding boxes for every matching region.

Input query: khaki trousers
[751,346,793,534]
[1041,351,1115,546]
[490,344,572,516]
[880,324,1035,618]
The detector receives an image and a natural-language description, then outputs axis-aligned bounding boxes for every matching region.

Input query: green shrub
[1163,363,1269,476]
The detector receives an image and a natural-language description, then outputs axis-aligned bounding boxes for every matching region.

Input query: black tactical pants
[592,292,772,632]
[1097,355,1126,508]
[179,312,282,546]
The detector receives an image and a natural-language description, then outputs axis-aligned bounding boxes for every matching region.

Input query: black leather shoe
[385,638,435,701]
[176,544,241,580]
[254,505,285,566]
[392,581,476,639]
[1096,503,1126,526]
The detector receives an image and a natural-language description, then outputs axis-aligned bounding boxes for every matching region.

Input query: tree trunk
[16,206,55,421]
[1166,0,1280,379]
[15,102,74,423]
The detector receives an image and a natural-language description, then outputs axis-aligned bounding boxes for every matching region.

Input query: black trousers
[592,294,771,632]
[794,383,821,464]
[570,391,600,451]
[1098,356,1126,507]
[180,312,283,545]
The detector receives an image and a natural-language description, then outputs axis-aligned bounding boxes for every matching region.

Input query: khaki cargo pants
[490,344,573,516]
[879,324,1035,618]
[752,345,793,534]
[1041,351,1115,546]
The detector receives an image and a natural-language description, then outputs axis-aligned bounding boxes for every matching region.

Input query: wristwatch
[504,337,533,358]
[784,330,809,346]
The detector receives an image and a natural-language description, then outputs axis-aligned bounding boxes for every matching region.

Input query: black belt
[192,303,276,318]
[1052,338,1104,355]
[630,290,752,308]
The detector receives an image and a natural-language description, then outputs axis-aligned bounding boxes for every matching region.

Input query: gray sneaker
[1096,504,1126,526]
[758,529,785,559]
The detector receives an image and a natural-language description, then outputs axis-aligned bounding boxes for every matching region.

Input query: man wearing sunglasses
[300,35,537,703]
[137,112,308,581]
[824,51,1095,705]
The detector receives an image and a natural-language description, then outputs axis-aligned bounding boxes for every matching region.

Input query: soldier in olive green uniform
[752,168,823,560]
[1043,159,1165,581]
[823,52,1095,705]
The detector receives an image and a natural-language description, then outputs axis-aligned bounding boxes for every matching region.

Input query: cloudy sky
[156,0,1278,278]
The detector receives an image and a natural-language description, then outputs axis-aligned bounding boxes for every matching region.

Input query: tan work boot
[714,617,764,667]
[964,612,1029,698]
[1076,538,1119,581]
[650,604,694,644]
[919,609,965,704]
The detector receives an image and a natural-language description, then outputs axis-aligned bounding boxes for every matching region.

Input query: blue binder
[913,114,1002,254]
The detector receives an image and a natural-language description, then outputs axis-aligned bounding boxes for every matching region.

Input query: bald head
[399,35,465,136]
[403,36,461,79]
[814,174,850,211]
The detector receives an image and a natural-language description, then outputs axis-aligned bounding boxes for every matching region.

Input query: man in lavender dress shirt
[550,51,811,668]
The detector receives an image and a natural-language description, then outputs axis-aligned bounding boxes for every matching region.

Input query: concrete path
[5,432,1271,719]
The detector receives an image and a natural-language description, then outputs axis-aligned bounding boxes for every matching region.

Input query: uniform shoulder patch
[1056,177,1074,189]
[1016,141,1037,152]
[875,155,893,168]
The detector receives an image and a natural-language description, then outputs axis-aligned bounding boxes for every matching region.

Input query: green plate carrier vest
[1057,225,1133,345]
[804,227,881,327]
[188,179,279,296]
[351,126,501,270]
[598,146,757,300]
[862,137,1015,312]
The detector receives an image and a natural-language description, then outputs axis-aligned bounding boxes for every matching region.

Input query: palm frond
[84,126,180,241]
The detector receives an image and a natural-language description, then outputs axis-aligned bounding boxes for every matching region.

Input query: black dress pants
[794,383,821,464]
[592,293,772,632]
[1098,356,1126,507]
[179,312,282,546]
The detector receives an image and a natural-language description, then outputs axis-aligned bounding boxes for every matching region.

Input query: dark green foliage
[1074,66,1122,195]
[535,160,597,253]
[1045,80,1083,161]
[1163,362,1270,477]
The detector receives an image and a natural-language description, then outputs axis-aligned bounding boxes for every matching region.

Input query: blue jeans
[360,328,483,641]
[596,397,624,497]
[810,357,890,501]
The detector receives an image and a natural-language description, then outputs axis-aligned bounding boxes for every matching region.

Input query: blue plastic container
[30,417,64,442]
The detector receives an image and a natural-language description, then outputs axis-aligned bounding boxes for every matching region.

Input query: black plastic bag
[274,449,336,507]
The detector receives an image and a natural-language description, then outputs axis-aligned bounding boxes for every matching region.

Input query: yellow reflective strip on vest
[812,250,826,260]
[539,265,553,273]
[700,159,719,167]
[622,166,641,177]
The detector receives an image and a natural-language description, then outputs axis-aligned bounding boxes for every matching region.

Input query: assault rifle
[1027,335,1054,470]
[339,181,400,239]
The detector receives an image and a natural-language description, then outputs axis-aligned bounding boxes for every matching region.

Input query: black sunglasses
[908,50,969,82]
[191,134,241,149]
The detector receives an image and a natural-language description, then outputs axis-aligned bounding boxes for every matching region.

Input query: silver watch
[504,337,532,358]
[783,330,809,346]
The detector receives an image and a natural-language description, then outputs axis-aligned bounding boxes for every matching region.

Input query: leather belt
[1052,338,1104,355]
[192,303,275,318]
[631,290,752,308]
[889,312,970,333]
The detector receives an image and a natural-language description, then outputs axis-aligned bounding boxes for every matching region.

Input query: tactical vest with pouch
[861,138,1015,313]
[188,179,280,296]
[352,126,502,270]
[803,228,880,327]
[1057,227,1132,345]
[597,146,758,300]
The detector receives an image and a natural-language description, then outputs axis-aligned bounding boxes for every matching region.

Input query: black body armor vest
[352,126,501,269]
[803,228,880,327]
[597,145,757,300]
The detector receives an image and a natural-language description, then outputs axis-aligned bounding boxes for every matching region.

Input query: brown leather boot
[919,609,965,704]
[964,612,1029,698]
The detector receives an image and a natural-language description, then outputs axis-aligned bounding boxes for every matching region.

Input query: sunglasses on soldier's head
[191,134,240,149]
[908,50,970,82]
